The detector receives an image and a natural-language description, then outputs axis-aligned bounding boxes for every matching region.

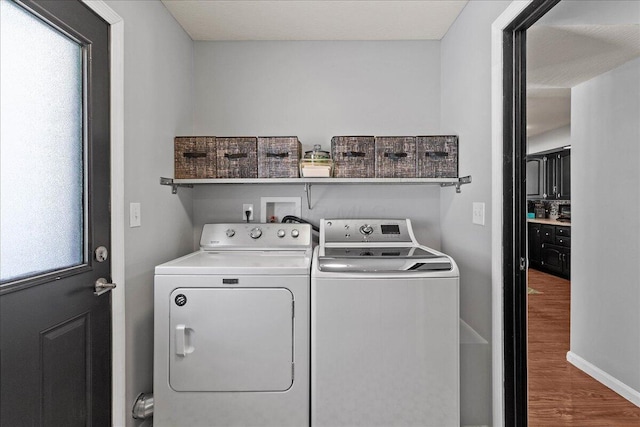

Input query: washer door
[169,288,294,392]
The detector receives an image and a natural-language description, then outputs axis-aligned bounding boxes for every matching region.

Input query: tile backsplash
[528,200,570,219]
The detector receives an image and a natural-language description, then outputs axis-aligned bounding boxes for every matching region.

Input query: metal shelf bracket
[440,175,472,193]
[160,177,193,194]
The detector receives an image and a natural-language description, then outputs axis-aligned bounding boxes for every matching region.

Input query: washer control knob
[226,229,235,238]
[249,227,263,239]
[359,224,374,235]
[291,229,300,238]
[277,229,286,238]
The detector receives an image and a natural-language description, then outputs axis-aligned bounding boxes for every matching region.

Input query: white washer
[154,223,312,427]
[311,219,460,427]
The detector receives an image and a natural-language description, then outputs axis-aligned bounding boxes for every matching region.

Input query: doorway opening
[504,0,640,425]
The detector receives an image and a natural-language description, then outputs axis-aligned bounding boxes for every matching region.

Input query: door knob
[94,277,116,296]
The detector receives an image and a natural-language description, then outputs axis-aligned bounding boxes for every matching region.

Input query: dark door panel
[528,223,542,267]
[526,156,545,199]
[541,244,563,275]
[0,1,111,425]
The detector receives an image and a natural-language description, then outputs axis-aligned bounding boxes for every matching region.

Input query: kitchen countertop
[527,218,571,227]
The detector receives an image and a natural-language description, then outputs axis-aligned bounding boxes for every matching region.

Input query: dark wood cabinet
[545,151,571,200]
[540,243,570,277]
[528,223,570,279]
[526,148,570,200]
[526,156,545,199]
[528,223,542,268]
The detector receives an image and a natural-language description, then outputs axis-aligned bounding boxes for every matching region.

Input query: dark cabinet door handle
[224,153,248,159]
[266,152,289,158]
[183,152,207,158]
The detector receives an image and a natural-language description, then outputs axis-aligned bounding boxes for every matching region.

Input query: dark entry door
[0,0,111,426]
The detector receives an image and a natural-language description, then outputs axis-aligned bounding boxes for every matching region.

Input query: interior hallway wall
[104,2,195,426]
[440,1,512,425]
[571,57,640,394]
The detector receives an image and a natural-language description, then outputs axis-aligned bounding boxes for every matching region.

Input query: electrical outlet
[472,202,485,226]
[130,202,141,227]
[242,204,254,221]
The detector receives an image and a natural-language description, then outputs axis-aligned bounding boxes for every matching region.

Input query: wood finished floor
[527,269,640,426]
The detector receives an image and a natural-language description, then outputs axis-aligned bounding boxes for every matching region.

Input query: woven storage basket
[257,136,302,178]
[416,135,458,178]
[331,136,375,178]
[216,137,258,178]
[375,136,417,178]
[174,136,216,179]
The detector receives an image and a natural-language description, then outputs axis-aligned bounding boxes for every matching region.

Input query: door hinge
[519,257,527,271]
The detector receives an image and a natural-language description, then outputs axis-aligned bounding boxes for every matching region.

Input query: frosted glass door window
[1,0,85,283]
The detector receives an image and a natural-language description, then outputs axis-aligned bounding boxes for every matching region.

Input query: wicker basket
[174,136,216,179]
[216,137,258,178]
[331,136,375,178]
[375,136,416,178]
[257,137,301,178]
[416,135,458,178]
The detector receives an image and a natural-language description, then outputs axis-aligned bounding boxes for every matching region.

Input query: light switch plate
[472,202,485,226]
[130,202,141,227]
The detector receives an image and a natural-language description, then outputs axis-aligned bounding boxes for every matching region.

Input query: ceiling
[526,24,640,137]
[161,0,468,41]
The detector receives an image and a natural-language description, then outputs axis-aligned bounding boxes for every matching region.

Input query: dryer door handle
[175,324,195,357]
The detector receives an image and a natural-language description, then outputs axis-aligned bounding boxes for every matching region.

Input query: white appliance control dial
[249,227,263,239]
[291,229,300,238]
[359,224,374,235]
[277,229,286,238]
[226,229,235,237]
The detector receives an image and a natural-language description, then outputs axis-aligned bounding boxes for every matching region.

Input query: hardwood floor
[527,269,640,426]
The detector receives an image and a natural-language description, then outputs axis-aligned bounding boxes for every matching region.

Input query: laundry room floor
[527,269,640,426]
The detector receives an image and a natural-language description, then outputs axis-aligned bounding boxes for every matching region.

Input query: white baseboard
[567,351,640,407]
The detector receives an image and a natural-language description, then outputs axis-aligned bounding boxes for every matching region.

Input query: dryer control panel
[200,223,312,250]
[321,219,414,244]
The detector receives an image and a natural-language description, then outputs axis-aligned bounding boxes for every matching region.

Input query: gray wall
[104,2,195,426]
[193,41,441,149]
[528,125,571,154]
[191,41,444,245]
[440,1,512,425]
[571,57,640,391]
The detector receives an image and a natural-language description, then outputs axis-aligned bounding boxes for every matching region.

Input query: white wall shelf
[160,176,472,209]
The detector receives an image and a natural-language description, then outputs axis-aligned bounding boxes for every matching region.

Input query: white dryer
[154,223,312,427]
[311,219,460,427]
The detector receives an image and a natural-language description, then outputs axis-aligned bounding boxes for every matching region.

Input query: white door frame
[490,1,531,426]
[80,2,125,426]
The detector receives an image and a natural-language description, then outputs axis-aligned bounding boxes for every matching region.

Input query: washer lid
[322,247,440,258]
[155,250,312,275]
[317,255,452,273]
